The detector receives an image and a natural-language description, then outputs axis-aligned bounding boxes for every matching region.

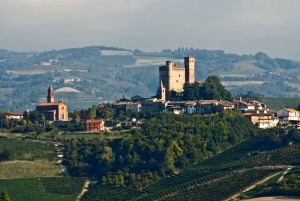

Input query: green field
[0,137,56,161]
[0,177,85,201]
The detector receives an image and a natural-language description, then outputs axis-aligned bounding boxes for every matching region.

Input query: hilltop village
[1,56,300,132]
[1,56,300,201]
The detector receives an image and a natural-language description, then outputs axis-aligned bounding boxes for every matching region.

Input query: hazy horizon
[1,0,300,60]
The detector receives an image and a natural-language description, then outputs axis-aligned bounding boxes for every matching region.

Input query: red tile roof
[36,102,66,106]
[86,119,104,123]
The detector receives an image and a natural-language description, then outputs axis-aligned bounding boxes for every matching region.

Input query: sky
[1,0,300,60]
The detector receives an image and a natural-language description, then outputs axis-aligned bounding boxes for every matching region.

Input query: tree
[202,76,232,101]
[87,107,96,119]
[183,75,232,101]
[241,91,264,102]
[183,83,202,101]
[0,192,11,201]
[287,128,300,143]
[0,148,15,161]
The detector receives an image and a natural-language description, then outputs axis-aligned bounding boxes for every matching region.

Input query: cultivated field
[6,69,49,75]
[0,160,63,179]
[0,177,85,201]
[0,137,56,161]
[221,81,265,87]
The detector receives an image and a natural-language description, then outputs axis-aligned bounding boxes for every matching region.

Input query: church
[36,85,68,121]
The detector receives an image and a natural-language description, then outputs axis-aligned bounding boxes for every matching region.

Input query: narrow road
[76,179,91,201]
[54,143,70,177]
[225,171,283,201]
[277,167,292,183]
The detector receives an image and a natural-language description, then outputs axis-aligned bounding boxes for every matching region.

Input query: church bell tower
[47,85,54,103]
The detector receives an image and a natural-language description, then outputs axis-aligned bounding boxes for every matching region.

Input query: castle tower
[47,85,54,103]
[184,56,195,84]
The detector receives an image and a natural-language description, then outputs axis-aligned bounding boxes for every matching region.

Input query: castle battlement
[158,56,195,101]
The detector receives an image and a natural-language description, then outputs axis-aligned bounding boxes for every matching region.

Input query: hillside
[81,133,300,201]
[1,46,300,112]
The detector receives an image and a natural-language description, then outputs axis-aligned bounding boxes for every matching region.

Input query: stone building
[158,56,195,101]
[36,85,68,121]
[86,119,105,132]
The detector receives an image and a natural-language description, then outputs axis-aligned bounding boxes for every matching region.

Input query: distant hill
[0,46,300,112]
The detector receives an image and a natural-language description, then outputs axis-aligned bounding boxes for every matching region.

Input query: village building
[86,119,105,132]
[0,111,23,120]
[131,95,143,102]
[234,98,266,113]
[276,108,300,128]
[36,85,68,121]
[243,110,278,129]
[197,100,219,114]
[120,117,143,128]
[141,98,168,113]
[184,101,197,114]
[112,101,141,114]
[217,101,235,112]
[166,106,185,114]
[277,108,300,121]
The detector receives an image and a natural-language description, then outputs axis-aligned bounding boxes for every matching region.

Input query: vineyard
[136,169,282,201]
[80,134,300,201]
[82,185,143,201]
[0,177,85,201]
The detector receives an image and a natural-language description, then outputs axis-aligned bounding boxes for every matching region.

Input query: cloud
[0,0,300,60]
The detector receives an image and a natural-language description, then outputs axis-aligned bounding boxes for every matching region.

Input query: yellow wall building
[158,56,195,100]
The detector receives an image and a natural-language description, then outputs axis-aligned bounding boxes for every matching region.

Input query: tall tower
[159,81,166,101]
[184,56,195,84]
[47,85,54,103]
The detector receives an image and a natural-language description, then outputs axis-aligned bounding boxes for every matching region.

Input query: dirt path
[54,143,70,177]
[277,167,292,183]
[225,171,283,201]
[76,179,91,201]
[226,166,293,200]
[246,196,300,201]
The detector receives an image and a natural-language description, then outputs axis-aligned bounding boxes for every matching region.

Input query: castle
[158,56,195,100]
[36,85,68,121]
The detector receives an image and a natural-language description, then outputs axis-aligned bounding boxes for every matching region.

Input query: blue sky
[1,0,300,60]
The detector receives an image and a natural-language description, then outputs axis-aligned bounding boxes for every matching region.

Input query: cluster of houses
[112,96,234,115]
[235,98,300,129]
[111,96,300,130]
[1,91,300,132]
[0,111,23,120]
